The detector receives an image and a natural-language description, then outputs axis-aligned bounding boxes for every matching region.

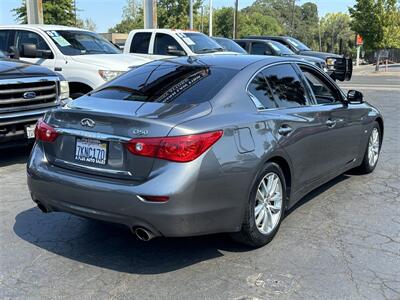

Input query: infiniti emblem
[23,91,36,99]
[81,118,96,128]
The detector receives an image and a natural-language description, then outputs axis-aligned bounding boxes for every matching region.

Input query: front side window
[130,32,151,54]
[46,30,120,55]
[90,61,238,105]
[17,30,51,54]
[263,64,309,108]
[251,42,273,55]
[154,33,184,55]
[301,67,340,104]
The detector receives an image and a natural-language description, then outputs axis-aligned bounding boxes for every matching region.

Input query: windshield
[177,32,223,54]
[0,50,5,58]
[212,38,247,54]
[45,30,120,55]
[268,41,295,55]
[286,37,310,51]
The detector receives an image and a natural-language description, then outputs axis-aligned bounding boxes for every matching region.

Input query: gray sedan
[27,55,383,247]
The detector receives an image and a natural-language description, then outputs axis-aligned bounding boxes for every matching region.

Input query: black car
[212,37,248,54]
[235,38,327,71]
[246,36,352,81]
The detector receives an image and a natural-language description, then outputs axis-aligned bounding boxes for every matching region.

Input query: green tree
[320,13,354,54]
[13,0,77,26]
[238,11,283,37]
[108,0,143,33]
[349,0,400,70]
[214,7,234,38]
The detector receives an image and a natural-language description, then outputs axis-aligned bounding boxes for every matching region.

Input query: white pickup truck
[0,25,151,98]
[124,29,233,58]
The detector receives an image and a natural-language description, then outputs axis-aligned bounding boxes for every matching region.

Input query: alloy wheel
[254,172,283,235]
[368,128,380,167]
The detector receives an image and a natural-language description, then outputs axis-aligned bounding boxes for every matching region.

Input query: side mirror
[167,45,186,56]
[347,90,364,104]
[22,43,37,58]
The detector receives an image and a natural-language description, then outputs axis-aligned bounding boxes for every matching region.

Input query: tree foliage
[13,0,77,26]
[349,0,400,50]
[320,13,354,54]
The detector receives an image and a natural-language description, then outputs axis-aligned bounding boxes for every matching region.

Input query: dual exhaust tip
[36,202,156,242]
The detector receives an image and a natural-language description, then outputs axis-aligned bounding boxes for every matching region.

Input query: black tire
[231,162,287,247]
[356,122,381,174]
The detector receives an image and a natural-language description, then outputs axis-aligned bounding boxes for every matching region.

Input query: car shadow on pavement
[13,207,250,275]
[0,146,31,167]
[13,173,351,275]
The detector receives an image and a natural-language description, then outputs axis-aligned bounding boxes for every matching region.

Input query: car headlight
[98,70,125,81]
[326,58,337,66]
[59,80,70,100]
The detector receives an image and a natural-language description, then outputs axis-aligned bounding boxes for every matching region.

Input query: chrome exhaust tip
[134,227,154,241]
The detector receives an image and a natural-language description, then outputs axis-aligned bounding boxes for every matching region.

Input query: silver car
[27,55,383,247]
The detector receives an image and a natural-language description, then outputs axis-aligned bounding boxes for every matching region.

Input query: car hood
[0,59,57,79]
[69,53,152,71]
[286,55,325,63]
[298,50,342,59]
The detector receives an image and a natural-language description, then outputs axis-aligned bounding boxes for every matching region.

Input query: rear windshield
[90,61,238,104]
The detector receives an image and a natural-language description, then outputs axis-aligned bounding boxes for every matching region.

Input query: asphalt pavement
[0,73,399,300]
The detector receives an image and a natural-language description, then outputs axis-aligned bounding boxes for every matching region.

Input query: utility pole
[74,0,77,26]
[201,6,204,32]
[144,0,157,29]
[189,0,193,30]
[318,18,322,52]
[233,0,238,39]
[290,0,296,36]
[26,0,43,24]
[209,0,213,36]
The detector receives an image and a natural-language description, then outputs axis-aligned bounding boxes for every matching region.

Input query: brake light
[126,130,223,162]
[35,119,58,142]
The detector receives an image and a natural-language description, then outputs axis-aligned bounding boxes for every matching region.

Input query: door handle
[278,125,293,136]
[326,119,336,128]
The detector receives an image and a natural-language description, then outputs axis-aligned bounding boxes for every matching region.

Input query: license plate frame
[74,137,108,165]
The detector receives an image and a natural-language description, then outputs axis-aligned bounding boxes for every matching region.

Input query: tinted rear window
[90,62,238,104]
[130,32,151,53]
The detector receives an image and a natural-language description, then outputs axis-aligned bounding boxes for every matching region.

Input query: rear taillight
[35,119,58,142]
[125,130,223,162]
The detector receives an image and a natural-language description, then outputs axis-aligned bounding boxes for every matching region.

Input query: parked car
[124,29,236,59]
[27,55,383,247]
[0,50,68,148]
[0,25,151,98]
[246,35,352,81]
[235,38,327,71]
[212,37,247,54]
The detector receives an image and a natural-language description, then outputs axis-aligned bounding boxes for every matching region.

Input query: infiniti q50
[27,55,383,247]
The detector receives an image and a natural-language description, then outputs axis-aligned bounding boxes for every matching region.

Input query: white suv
[124,29,235,59]
[0,25,151,98]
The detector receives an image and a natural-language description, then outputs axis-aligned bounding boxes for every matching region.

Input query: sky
[0,0,356,33]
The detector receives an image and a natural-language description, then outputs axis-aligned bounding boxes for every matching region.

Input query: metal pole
[201,6,204,32]
[209,0,213,36]
[189,0,193,30]
[318,18,322,52]
[233,0,238,39]
[74,0,77,26]
[290,0,296,36]
[144,0,157,29]
[356,45,360,67]
[26,0,43,24]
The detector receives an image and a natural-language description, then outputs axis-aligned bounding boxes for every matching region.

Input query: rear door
[247,63,336,191]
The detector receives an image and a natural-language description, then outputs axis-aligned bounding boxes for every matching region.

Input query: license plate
[75,138,107,165]
[26,124,36,139]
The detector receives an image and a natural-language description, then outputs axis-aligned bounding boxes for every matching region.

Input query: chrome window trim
[0,76,60,85]
[245,61,313,112]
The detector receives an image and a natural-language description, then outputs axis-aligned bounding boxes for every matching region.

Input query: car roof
[130,29,203,34]
[0,24,88,32]
[235,38,273,43]
[160,54,298,71]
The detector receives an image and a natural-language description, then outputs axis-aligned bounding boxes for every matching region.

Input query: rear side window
[235,41,246,50]
[0,30,15,55]
[130,32,151,54]
[262,64,309,108]
[248,72,277,109]
[154,33,184,55]
[90,62,238,105]
[251,42,272,55]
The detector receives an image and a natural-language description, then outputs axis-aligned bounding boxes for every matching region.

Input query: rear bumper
[27,143,245,237]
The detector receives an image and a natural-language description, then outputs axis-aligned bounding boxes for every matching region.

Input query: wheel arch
[375,117,384,145]
[267,156,292,208]
[68,81,93,97]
